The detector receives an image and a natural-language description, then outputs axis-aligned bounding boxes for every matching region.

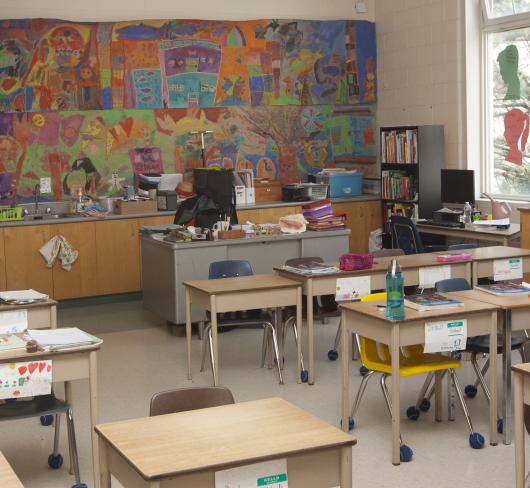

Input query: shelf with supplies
[380,126,418,165]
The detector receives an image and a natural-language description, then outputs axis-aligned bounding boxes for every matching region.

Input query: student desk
[276,253,471,384]
[0,340,102,488]
[453,289,530,446]
[0,299,57,329]
[339,294,499,465]
[416,222,520,246]
[435,246,530,285]
[95,397,356,488]
[184,275,302,385]
[513,362,530,488]
[0,452,23,488]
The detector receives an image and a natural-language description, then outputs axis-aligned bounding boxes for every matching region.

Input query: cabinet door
[521,212,530,281]
[51,222,98,299]
[4,225,53,296]
[95,219,141,295]
[237,206,302,224]
[138,215,174,227]
[0,228,5,291]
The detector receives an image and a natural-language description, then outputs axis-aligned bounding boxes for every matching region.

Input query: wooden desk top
[0,339,102,362]
[417,223,520,237]
[452,289,530,310]
[512,362,530,376]
[0,452,23,488]
[435,246,530,261]
[95,397,356,481]
[0,298,58,311]
[340,292,499,323]
[183,274,301,295]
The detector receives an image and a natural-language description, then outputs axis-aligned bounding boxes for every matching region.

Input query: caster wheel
[340,417,355,431]
[464,385,477,398]
[359,366,369,376]
[40,415,54,426]
[454,353,462,360]
[406,406,420,420]
[419,398,431,412]
[72,484,88,488]
[48,453,63,469]
[400,444,413,462]
[469,432,485,449]
[300,370,309,383]
[328,349,338,361]
[497,418,504,434]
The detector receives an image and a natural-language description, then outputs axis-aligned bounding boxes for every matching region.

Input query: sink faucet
[33,184,40,214]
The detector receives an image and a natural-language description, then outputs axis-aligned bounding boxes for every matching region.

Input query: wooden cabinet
[137,215,174,227]
[333,200,382,253]
[237,205,302,224]
[4,225,53,296]
[520,209,530,281]
[0,229,5,291]
[50,222,98,300]
[95,219,141,295]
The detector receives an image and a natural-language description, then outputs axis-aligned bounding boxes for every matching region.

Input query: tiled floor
[0,295,524,487]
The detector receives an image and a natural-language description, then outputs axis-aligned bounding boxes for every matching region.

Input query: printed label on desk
[0,360,52,400]
[424,319,467,353]
[494,258,522,281]
[335,276,371,302]
[215,459,288,488]
[0,309,27,334]
[419,265,451,289]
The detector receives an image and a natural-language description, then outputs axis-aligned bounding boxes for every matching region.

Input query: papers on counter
[28,327,98,351]
[0,289,49,304]
[471,218,510,226]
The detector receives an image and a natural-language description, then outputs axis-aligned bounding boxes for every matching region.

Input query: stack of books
[302,199,346,231]
[28,328,99,352]
[475,282,530,295]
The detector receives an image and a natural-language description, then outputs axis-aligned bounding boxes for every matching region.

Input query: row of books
[381,129,418,164]
[381,170,416,201]
[302,199,346,231]
[382,202,418,232]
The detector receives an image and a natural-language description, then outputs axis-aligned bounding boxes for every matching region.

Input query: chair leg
[423,370,447,403]
[200,324,212,372]
[291,317,306,373]
[449,369,475,435]
[66,408,81,484]
[349,370,375,419]
[207,327,215,383]
[263,322,283,384]
[52,413,61,456]
[471,354,492,402]
[333,320,341,352]
[471,355,490,390]
[415,371,434,409]
[261,326,269,369]
[380,374,405,445]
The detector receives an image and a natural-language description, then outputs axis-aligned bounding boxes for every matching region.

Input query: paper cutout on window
[497,44,520,100]
[504,108,529,165]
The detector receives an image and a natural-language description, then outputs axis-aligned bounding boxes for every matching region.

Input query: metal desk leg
[340,446,353,488]
[514,372,525,488]
[186,287,192,381]
[89,351,100,488]
[489,310,498,446]
[210,295,219,386]
[391,323,401,465]
[296,287,303,383]
[307,279,315,385]
[472,261,478,287]
[503,309,513,445]
[341,309,350,433]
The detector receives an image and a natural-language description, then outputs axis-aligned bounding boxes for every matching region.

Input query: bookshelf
[380,125,444,237]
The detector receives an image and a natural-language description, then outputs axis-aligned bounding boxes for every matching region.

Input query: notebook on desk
[28,328,98,351]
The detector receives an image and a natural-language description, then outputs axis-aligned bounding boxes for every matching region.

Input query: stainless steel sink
[23,213,77,221]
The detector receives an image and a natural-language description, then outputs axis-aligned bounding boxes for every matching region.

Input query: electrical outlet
[40,177,52,194]
[355,1,367,13]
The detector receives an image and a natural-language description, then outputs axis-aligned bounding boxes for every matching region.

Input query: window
[482,0,530,199]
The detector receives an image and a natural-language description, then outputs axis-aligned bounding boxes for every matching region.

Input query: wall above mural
[0,18,377,201]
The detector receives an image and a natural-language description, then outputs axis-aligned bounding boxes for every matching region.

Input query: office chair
[201,260,284,383]
[0,392,85,488]
[150,387,235,416]
[390,215,447,254]
[413,277,528,434]
[347,292,485,461]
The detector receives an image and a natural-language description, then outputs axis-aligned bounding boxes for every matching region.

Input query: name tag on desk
[493,258,522,281]
[335,276,371,302]
[424,319,467,353]
[215,459,288,488]
[419,265,451,289]
[0,309,28,334]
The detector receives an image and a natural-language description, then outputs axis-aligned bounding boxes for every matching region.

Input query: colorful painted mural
[0,18,376,112]
[0,106,376,201]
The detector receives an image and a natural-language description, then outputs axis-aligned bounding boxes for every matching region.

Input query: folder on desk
[28,328,97,351]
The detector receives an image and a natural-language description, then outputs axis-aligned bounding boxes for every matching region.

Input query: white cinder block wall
[375,0,466,169]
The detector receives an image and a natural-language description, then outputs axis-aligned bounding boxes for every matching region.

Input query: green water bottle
[386,258,404,320]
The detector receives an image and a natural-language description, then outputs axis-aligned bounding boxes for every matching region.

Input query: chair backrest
[285,257,323,267]
[359,293,391,367]
[389,215,424,254]
[149,387,235,416]
[209,260,253,279]
[434,278,471,293]
[372,248,405,258]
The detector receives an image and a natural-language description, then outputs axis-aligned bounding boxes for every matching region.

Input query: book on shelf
[475,282,530,296]
[381,129,418,164]
[404,293,464,311]
[283,263,339,275]
[381,170,416,201]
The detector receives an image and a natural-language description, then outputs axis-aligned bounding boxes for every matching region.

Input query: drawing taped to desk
[0,309,28,334]
[215,459,287,488]
[493,258,522,281]
[335,276,371,302]
[0,360,52,400]
[424,319,467,353]
[419,265,451,289]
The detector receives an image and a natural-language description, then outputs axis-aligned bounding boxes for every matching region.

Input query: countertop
[0,195,379,228]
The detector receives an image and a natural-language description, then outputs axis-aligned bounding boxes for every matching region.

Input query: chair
[150,386,235,416]
[0,392,85,488]
[414,277,528,434]
[327,249,405,364]
[201,260,283,384]
[347,292,484,462]
[390,215,447,254]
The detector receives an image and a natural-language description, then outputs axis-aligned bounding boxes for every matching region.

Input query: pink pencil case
[436,253,471,263]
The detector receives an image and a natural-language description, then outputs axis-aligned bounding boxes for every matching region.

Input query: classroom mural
[0,18,377,200]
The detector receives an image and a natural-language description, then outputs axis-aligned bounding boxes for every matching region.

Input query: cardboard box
[254,179,282,202]
[113,199,158,215]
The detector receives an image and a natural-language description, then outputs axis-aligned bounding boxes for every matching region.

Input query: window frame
[480,0,530,201]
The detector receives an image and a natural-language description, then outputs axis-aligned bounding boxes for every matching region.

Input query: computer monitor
[441,169,475,206]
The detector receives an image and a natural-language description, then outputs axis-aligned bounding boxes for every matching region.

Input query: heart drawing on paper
[28,363,38,374]
[12,390,20,396]
[47,365,51,372]
[38,362,46,373]
[18,366,27,375]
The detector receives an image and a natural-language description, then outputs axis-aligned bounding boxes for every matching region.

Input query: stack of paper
[0,334,27,352]
[283,263,339,275]
[0,290,48,305]
[28,328,97,351]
